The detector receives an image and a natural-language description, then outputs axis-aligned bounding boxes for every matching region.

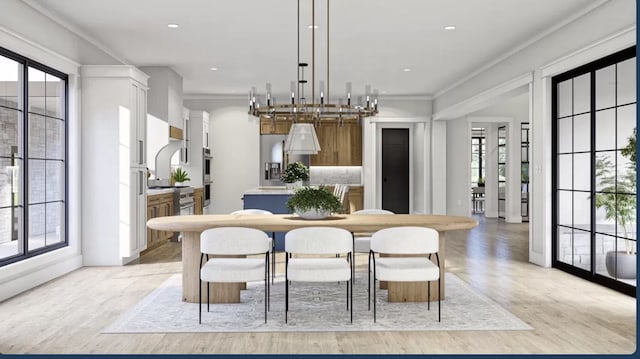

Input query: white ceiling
[29,0,600,98]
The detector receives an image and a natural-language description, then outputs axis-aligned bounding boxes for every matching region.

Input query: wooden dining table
[147,213,478,304]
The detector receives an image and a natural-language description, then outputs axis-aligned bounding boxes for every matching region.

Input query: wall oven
[203,148,212,183]
[204,182,211,207]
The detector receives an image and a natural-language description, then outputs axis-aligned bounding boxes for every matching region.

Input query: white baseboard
[0,254,83,302]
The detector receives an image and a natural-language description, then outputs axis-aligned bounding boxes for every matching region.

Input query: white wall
[432,0,635,267]
[0,0,122,301]
[183,98,260,214]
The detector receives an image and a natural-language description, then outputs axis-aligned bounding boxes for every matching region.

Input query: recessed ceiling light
[444,25,456,30]
[209,67,218,71]
[167,23,179,28]
[308,25,319,29]
[403,68,411,72]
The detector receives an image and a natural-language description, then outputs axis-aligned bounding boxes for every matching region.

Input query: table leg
[181,231,243,303]
[386,231,446,302]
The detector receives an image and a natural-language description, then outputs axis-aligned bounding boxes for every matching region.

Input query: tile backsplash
[310,166,362,185]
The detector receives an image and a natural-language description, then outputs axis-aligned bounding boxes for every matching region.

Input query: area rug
[103,273,532,333]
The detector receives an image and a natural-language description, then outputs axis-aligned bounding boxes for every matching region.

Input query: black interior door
[382,129,409,213]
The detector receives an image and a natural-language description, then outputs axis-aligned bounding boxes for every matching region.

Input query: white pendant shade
[284,123,321,155]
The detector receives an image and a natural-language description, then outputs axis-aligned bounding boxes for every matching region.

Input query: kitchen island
[147,213,478,304]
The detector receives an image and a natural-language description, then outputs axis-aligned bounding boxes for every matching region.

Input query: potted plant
[171,167,191,186]
[286,186,343,219]
[281,162,310,190]
[596,128,636,279]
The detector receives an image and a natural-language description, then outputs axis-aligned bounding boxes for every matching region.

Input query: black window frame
[551,46,636,297]
[0,46,69,267]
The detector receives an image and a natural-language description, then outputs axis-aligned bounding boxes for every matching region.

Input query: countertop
[147,188,175,196]
[243,187,294,195]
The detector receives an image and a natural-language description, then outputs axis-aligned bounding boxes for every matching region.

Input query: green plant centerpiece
[281,161,310,189]
[171,167,190,185]
[595,128,636,279]
[286,186,343,220]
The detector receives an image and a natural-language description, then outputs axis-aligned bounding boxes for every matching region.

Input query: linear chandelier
[247,0,379,122]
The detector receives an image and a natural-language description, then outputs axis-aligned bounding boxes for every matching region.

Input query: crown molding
[378,94,433,101]
[183,93,248,101]
[21,0,130,65]
[433,0,610,99]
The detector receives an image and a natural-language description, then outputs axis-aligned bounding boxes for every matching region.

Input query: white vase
[174,181,184,187]
[296,208,331,220]
[285,180,303,190]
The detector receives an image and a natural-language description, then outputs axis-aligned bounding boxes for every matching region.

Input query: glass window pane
[0,107,21,157]
[573,153,590,191]
[28,159,45,204]
[0,207,23,259]
[0,56,22,110]
[558,190,572,226]
[617,151,635,194]
[28,203,45,251]
[558,154,572,190]
[595,234,616,278]
[596,65,616,110]
[557,79,573,118]
[595,151,615,192]
[28,67,46,116]
[45,202,64,246]
[0,157,21,208]
[557,116,572,153]
[557,227,573,265]
[573,229,591,270]
[617,57,636,105]
[616,194,636,240]
[574,191,591,231]
[595,193,616,234]
[617,105,635,150]
[498,146,506,163]
[45,73,64,119]
[28,113,45,159]
[573,73,591,114]
[46,161,64,202]
[573,114,590,152]
[46,117,64,160]
[595,109,615,151]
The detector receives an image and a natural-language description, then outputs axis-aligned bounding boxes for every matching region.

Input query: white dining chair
[285,227,354,323]
[199,227,271,324]
[231,209,276,284]
[369,226,441,322]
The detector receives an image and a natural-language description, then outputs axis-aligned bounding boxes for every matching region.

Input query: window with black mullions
[0,46,67,266]
[552,46,636,296]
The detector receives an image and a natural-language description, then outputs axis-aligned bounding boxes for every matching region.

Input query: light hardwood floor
[0,216,635,354]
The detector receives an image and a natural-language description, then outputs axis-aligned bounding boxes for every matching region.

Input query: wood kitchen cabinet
[311,120,362,166]
[260,118,291,135]
[145,192,174,253]
[194,187,204,215]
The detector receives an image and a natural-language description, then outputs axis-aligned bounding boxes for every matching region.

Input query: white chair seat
[287,258,350,282]
[201,258,265,283]
[375,257,439,282]
[354,236,371,253]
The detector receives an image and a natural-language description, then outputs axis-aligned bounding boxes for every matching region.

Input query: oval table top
[147,213,478,233]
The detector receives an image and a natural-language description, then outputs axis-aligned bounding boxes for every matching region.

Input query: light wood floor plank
[0,215,635,354]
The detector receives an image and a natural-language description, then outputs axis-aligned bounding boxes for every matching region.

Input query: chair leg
[427,281,430,311]
[264,260,268,323]
[198,278,202,324]
[207,282,210,312]
[438,276,441,322]
[272,232,276,284]
[285,254,289,324]
[367,252,371,311]
[373,267,377,323]
[346,280,349,310]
